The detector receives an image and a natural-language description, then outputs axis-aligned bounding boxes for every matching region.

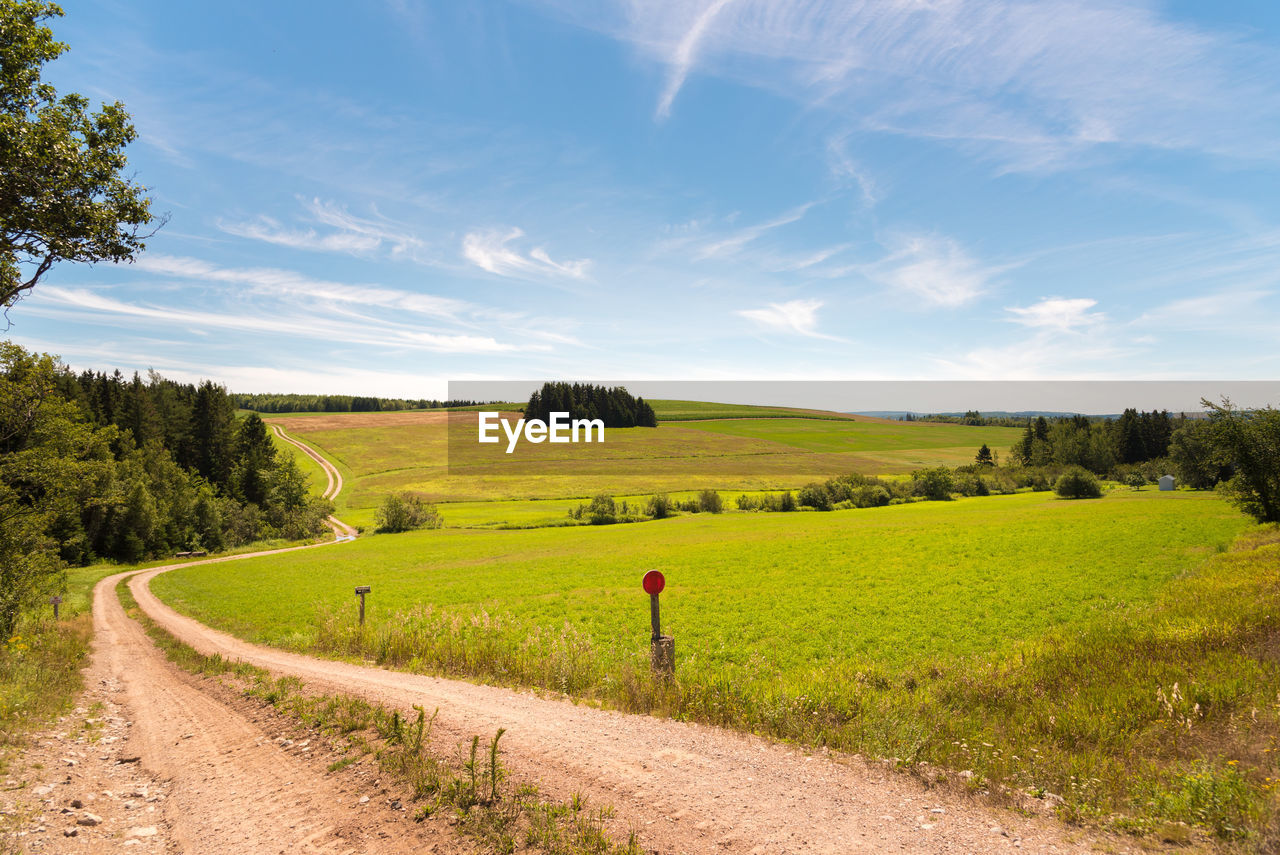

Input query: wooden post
[642,571,674,679]
[50,595,61,620]
[354,586,371,626]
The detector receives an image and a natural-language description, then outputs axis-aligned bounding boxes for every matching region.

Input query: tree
[0,342,113,636]
[1204,398,1280,523]
[1055,466,1102,499]
[1,1,158,308]
[375,491,442,533]
[975,443,994,466]
[1169,420,1226,490]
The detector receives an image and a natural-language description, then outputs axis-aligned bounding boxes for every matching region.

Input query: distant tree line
[1,343,333,636]
[902,410,1031,427]
[524,383,657,428]
[232,393,480,413]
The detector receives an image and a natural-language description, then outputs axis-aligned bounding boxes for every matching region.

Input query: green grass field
[265,410,1021,515]
[149,490,1280,841]
[152,490,1244,673]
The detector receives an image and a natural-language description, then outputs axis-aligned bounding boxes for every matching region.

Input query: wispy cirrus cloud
[737,298,839,340]
[31,286,519,354]
[532,0,1280,170]
[219,198,428,259]
[461,228,591,280]
[692,203,815,261]
[1006,297,1105,332]
[863,235,1002,308]
[135,254,471,319]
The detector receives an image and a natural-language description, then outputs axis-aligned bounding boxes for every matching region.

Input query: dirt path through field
[129,561,1128,854]
[13,568,471,855]
[270,424,357,539]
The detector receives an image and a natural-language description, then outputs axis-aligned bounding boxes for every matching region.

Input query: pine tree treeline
[3,346,334,572]
[524,383,657,428]
[232,393,479,413]
[1011,410,1176,471]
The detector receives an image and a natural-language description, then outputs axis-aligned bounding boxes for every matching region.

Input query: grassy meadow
[263,406,1022,517]
[147,487,1280,840]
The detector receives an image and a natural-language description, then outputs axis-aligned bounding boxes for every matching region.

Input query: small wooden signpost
[643,570,674,678]
[354,585,371,626]
[50,595,62,620]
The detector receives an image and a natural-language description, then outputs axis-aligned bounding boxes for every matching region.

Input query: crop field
[263,409,1021,511]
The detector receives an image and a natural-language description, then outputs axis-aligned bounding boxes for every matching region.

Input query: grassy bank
[0,566,119,769]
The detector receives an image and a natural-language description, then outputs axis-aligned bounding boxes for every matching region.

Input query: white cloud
[32,286,518,354]
[1133,290,1273,330]
[218,198,427,259]
[866,235,997,308]
[1006,297,1105,332]
[655,0,738,119]
[737,298,839,339]
[693,203,814,261]
[218,216,382,253]
[462,228,591,280]
[135,255,471,319]
[534,0,1280,169]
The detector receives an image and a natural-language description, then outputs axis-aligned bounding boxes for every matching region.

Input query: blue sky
[13,0,1280,397]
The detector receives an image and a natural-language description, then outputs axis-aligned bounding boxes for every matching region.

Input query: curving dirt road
[270,423,357,540]
[74,568,466,854]
[127,558,1127,854]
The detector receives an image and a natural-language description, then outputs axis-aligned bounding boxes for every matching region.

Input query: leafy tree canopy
[1,1,157,308]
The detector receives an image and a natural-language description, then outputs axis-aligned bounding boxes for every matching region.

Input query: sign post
[642,571,674,678]
[354,586,371,626]
[50,595,62,620]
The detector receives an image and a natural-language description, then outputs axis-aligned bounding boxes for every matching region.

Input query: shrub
[1054,467,1103,499]
[1124,472,1146,490]
[646,493,671,519]
[798,482,832,511]
[912,467,954,501]
[697,490,724,514]
[375,492,443,533]
[586,494,616,525]
[778,490,797,512]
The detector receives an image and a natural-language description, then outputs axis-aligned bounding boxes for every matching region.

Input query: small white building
[1158,474,1175,491]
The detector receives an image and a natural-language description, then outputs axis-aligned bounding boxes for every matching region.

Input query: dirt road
[127,559,1126,854]
[269,424,357,539]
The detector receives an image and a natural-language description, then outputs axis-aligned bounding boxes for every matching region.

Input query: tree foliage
[1204,398,1280,523]
[0,1,157,307]
[0,343,336,634]
[524,382,657,428]
[374,491,442,533]
[1054,466,1103,499]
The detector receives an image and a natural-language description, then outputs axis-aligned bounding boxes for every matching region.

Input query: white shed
[1158,474,1175,491]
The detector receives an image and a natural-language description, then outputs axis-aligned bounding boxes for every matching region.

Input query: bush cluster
[375,492,443,533]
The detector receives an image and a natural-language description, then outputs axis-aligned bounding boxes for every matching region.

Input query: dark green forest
[524,382,657,428]
[0,343,332,636]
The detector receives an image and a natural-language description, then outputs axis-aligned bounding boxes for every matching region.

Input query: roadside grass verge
[116,580,642,855]
[0,565,120,771]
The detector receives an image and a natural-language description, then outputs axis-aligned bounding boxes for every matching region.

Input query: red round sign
[642,570,665,595]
